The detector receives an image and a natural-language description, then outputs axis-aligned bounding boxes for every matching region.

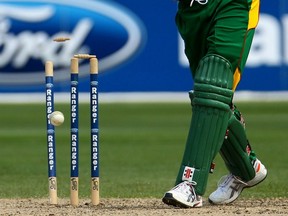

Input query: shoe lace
[174,180,196,190]
[177,181,199,202]
[187,181,199,201]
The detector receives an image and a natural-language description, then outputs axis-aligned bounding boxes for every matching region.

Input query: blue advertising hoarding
[0,0,287,93]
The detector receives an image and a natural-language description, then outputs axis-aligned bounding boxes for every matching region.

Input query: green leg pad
[220,108,256,181]
[176,55,234,195]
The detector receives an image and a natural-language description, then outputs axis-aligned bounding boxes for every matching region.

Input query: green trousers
[176,0,260,89]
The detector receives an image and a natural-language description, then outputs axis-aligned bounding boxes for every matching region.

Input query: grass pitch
[0,102,287,199]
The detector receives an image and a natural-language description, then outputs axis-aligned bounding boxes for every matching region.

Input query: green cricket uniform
[175,0,261,195]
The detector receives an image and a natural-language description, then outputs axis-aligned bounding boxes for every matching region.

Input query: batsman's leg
[209,105,267,204]
[163,54,234,208]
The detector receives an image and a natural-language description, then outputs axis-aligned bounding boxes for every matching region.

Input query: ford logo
[0,0,145,85]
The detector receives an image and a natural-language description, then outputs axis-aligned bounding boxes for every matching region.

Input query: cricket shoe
[208,159,267,204]
[162,181,202,208]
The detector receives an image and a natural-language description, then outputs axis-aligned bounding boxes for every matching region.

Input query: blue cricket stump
[90,57,99,205]
[45,61,57,205]
[70,58,79,206]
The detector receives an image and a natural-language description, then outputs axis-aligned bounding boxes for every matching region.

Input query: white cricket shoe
[162,181,202,208]
[209,159,267,204]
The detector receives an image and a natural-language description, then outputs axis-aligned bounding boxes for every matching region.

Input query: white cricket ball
[49,111,65,126]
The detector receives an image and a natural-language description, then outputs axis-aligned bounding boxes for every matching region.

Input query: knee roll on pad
[193,54,234,110]
[176,55,234,195]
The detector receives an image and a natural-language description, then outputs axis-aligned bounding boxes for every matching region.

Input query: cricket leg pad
[220,105,256,181]
[176,55,234,195]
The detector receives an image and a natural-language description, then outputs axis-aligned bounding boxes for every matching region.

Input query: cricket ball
[49,111,65,126]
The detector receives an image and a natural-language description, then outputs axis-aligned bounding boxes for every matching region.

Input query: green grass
[0,102,287,199]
